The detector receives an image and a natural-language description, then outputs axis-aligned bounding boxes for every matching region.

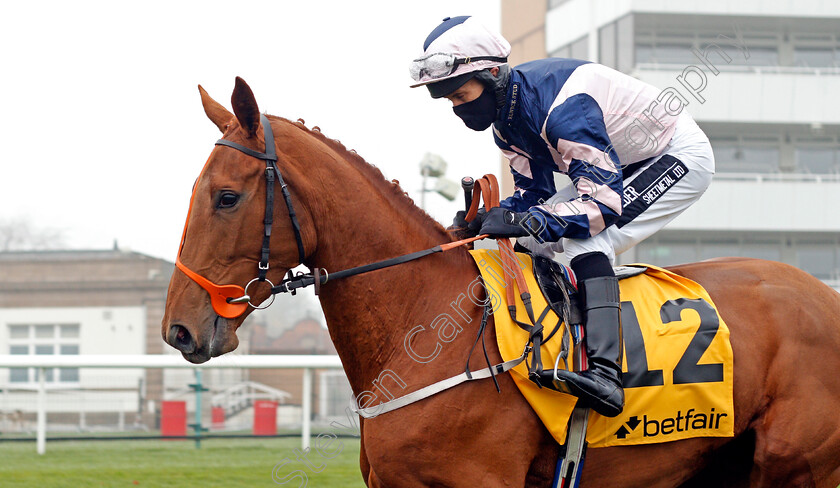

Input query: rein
[465,175,548,384]
[274,233,487,295]
[177,121,549,416]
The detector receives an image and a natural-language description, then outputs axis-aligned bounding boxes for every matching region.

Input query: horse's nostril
[168,324,196,354]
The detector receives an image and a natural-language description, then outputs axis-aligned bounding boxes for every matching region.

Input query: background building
[0,249,173,427]
[501,0,840,290]
[0,248,345,431]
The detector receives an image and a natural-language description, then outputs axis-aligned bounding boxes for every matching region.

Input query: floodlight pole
[420,166,429,210]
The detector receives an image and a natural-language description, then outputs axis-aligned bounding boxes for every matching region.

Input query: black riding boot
[554,253,625,417]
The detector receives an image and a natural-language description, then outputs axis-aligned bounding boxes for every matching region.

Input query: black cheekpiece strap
[215,115,308,274]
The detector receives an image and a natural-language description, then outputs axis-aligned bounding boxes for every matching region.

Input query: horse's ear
[198,85,233,133]
[231,77,260,137]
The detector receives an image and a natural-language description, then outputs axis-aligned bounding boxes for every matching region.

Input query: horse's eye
[216,191,239,209]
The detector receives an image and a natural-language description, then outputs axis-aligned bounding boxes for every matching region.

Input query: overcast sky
[0,1,502,261]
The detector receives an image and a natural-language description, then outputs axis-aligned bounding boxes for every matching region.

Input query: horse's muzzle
[164,316,239,364]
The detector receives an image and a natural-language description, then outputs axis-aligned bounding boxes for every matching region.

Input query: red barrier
[253,400,278,436]
[161,401,187,437]
[211,407,225,430]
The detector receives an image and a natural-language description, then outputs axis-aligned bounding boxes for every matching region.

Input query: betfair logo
[614,408,728,439]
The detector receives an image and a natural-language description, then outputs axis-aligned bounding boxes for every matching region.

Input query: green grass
[0,437,366,487]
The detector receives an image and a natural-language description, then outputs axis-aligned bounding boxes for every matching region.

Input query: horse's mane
[271,114,448,235]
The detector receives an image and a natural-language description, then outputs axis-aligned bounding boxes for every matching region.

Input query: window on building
[637,241,697,266]
[658,43,695,64]
[59,344,80,382]
[7,324,80,384]
[796,146,840,174]
[635,43,654,64]
[634,42,694,65]
[635,31,840,70]
[570,36,589,60]
[637,235,838,282]
[699,241,741,261]
[9,345,28,383]
[711,137,780,173]
[9,325,28,339]
[739,244,781,262]
[599,23,617,69]
[693,33,777,68]
[794,47,837,68]
[635,32,779,68]
[797,247,838,280]
[550,36,590,60]
[791,33,840,68]
[550,45,571,59]
[739,46,779,66]
[695,240,783,262]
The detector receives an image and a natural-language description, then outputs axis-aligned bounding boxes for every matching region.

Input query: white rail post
[302,367,312,450]
[36,367,46,455]
[2,386,8,431]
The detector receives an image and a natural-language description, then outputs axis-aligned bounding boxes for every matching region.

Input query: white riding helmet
[409,16,511,98]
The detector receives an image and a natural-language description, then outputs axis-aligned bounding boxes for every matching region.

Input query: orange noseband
[175,258,249,319]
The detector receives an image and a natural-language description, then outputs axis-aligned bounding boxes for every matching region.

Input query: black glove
[449,208,486,238]
[451,210,469,229]
[478,207,539,239]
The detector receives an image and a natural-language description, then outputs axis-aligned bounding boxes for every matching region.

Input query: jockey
[409,16,715,418]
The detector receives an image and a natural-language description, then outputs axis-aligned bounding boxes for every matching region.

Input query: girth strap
[355,344,530,419]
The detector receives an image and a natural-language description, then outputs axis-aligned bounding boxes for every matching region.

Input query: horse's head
[162,78,313,363]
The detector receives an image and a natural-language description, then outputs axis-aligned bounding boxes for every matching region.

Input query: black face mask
[453,87,497,131]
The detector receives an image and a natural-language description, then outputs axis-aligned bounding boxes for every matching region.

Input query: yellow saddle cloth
[469,249,734,448]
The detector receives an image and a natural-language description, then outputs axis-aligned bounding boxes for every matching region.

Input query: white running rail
[0,354,343,455]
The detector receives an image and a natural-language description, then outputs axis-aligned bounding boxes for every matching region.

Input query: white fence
[0,354,345,455]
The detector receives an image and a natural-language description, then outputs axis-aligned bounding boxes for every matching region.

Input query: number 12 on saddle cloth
[469,249,734,448]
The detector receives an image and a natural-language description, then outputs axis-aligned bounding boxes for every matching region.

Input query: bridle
[175,114,306,318]
[176,114,485,319]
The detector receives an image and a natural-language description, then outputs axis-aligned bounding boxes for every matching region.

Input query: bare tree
[0,218,67,251]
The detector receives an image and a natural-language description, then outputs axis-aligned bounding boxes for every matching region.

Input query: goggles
[409,52,507,82]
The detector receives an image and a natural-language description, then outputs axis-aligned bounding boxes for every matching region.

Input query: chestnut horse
[162,78,840,487]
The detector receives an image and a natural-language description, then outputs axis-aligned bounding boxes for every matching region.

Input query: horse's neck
[316,247,479,396]
[299,151,479,394]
